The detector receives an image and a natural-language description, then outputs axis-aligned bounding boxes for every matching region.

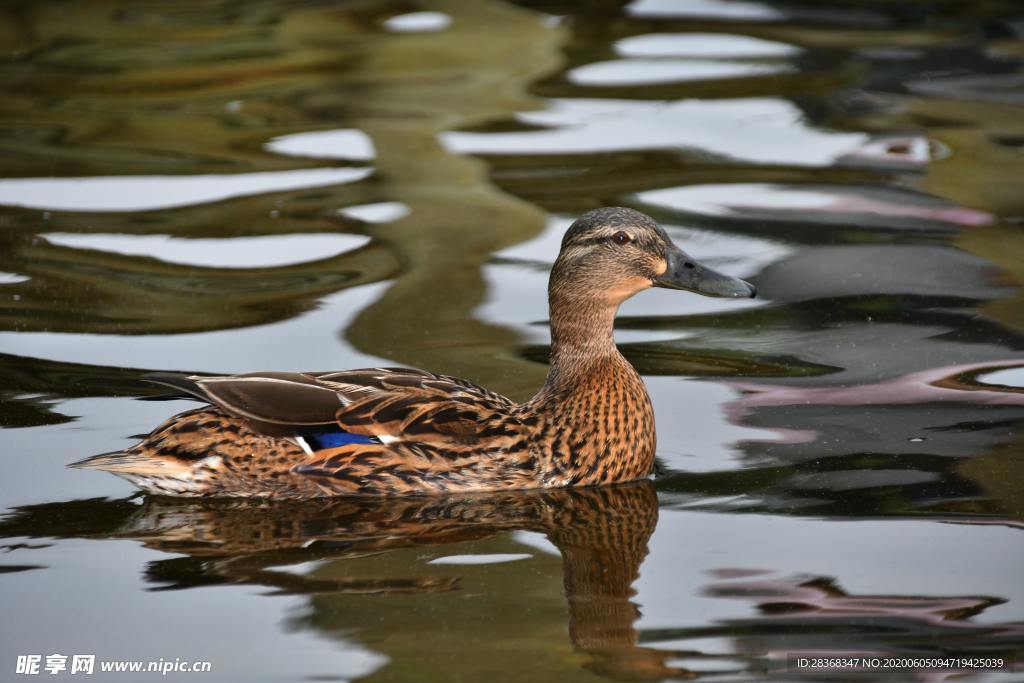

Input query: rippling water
[1,1,1023,681]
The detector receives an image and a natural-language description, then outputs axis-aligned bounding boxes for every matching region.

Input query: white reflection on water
[569,59,792,86]
[443,98,868,166]
[265,129,376,161]
[337,201,411,224]
[428,554,532,565]
[979,367,1024,388]
[0,272,30,284]
[0,168,372,212]
[627,0,783,21]
[511,531,561,557]
[42,233,371,269]
[383,11,452,33]
[616,33,800,58]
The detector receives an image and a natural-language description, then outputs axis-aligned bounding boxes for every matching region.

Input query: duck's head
[551,207,756,306]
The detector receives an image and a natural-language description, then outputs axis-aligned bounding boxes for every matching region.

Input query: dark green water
[1,1,1023,681]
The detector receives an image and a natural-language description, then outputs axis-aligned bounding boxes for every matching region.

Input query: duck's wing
[144,367,521,440]
[145,371,350,426]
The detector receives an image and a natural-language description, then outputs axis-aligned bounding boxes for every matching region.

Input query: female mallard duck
[72,207,755,497]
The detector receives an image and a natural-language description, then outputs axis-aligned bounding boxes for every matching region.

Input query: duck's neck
[527,291,657,486]
[545,293,624,388]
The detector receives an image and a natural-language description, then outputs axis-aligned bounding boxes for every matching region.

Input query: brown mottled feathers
[131,368,538,495]
[71,407,326,497]
[322,368,519,443]
[296,369,533,494]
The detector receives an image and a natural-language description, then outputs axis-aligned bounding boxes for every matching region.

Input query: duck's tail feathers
[142,373,208,401]
[68,450,183,476]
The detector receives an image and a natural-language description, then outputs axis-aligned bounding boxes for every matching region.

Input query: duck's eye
[611,231,632,245]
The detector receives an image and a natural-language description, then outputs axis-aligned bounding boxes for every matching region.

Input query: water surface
[1,1,1023,681]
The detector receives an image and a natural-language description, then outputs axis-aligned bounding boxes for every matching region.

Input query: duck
[71,207,755,498]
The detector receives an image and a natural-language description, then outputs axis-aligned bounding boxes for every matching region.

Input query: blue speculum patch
[301,428,378,450]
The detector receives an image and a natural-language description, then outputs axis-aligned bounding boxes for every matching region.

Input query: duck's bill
[653,247,757,298]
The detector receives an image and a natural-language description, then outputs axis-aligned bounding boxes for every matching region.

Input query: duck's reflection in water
[0,483,684,680]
